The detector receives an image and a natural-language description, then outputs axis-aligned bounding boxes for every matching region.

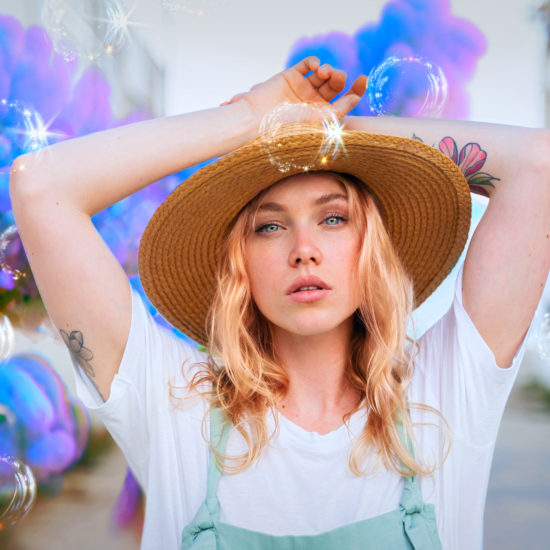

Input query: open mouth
[293,286,323,293]
[286,277,331,295]
[288,287,331,302]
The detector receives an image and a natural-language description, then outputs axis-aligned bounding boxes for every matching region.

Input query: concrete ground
[484,385,550,549]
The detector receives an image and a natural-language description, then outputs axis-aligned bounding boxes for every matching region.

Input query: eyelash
[255,212,348,233]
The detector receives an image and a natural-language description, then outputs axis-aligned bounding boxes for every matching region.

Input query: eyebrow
[257,193,348,213]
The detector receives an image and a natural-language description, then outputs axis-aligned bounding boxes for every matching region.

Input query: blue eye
[257,223,280,233]
[324,215,346,226]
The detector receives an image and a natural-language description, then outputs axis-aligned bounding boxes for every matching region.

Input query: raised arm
[10,58,366,401]
[345,115,550,368]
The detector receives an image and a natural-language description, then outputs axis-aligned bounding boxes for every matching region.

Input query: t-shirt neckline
[271,406,367,451]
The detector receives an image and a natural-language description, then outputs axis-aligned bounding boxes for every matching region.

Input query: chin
[274,315,353,338]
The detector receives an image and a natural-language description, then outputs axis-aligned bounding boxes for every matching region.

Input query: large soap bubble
[0,455,37,528]
[0,405,17,459]
[0,225,26,284]
[0,315,15,363]
[41,0,134,62]
[367,56,448,117]
[259,103,345,173]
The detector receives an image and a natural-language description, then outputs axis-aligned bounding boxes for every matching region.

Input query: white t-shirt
[73,265,530,550]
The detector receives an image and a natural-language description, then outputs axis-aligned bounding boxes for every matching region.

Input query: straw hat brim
[138,129,471,346]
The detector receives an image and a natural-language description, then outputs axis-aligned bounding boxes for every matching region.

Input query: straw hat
[138,128,471,346]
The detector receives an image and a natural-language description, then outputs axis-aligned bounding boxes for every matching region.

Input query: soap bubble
[0,456,37,528]
[259,103,345,173]
[0,406,18,459]
[41,0,134,62]
[0,225,25,282]
[0,100,50,173]
[160,0,226,16]
[0,315,15,362]
[537,313,550,364]
[367,56,448,117]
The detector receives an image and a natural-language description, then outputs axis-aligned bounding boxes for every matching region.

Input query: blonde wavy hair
[183,171,449,476]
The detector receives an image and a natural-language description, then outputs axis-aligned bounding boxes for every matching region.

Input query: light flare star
[97,1,149,55]
[320,118,347,160]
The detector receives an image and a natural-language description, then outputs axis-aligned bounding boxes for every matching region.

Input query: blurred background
[0,0,549,548]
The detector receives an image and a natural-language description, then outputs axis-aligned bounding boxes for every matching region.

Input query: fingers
[306,63,332,88]
[307,63,339,85]
[331,75,368,117]
[348,74,368,98]
[292,56,321,76]
[297,57,363,104]
[316,69,347,102]
[276,56,367,118]
[302,63,347,104]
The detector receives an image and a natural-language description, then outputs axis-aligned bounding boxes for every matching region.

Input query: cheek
[333,235,360,267]
[244,245,282,305]
[335,238,361,295]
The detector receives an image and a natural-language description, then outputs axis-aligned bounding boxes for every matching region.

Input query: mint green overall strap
[204,406,231,516]
[397,419,442,550]
[180,407,231,549]
[399,475,441,549]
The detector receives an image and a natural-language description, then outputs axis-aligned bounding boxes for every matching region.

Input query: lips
[286,276,331,295]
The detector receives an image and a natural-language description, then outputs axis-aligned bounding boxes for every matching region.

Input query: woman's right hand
[221,56,367,127]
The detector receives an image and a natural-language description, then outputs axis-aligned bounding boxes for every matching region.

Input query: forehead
[257,172,348,204]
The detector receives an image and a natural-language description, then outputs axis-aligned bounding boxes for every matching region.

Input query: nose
[288,228,322,266]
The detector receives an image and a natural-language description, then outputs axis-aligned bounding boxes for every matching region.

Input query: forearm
[343,115,549,198]
[10,101,258,215]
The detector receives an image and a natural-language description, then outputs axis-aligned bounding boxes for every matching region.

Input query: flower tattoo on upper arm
[413,134,500,197]
[60,329,95,378]
[60,329,105,401]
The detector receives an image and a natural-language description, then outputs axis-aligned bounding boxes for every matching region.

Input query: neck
[271,319,362,434]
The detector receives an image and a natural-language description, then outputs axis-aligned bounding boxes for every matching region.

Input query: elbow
[533,128,550,176]
[9,152,45,207]
[522,128,550,208]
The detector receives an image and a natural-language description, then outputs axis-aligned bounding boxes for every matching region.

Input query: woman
[10,57,550,549]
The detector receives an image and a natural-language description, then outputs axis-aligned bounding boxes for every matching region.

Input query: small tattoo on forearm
[60,329,95,377]
[413,134,500,197]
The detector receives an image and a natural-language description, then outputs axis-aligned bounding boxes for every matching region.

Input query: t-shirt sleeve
[411,263,534,446]
[72,280,208,484]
